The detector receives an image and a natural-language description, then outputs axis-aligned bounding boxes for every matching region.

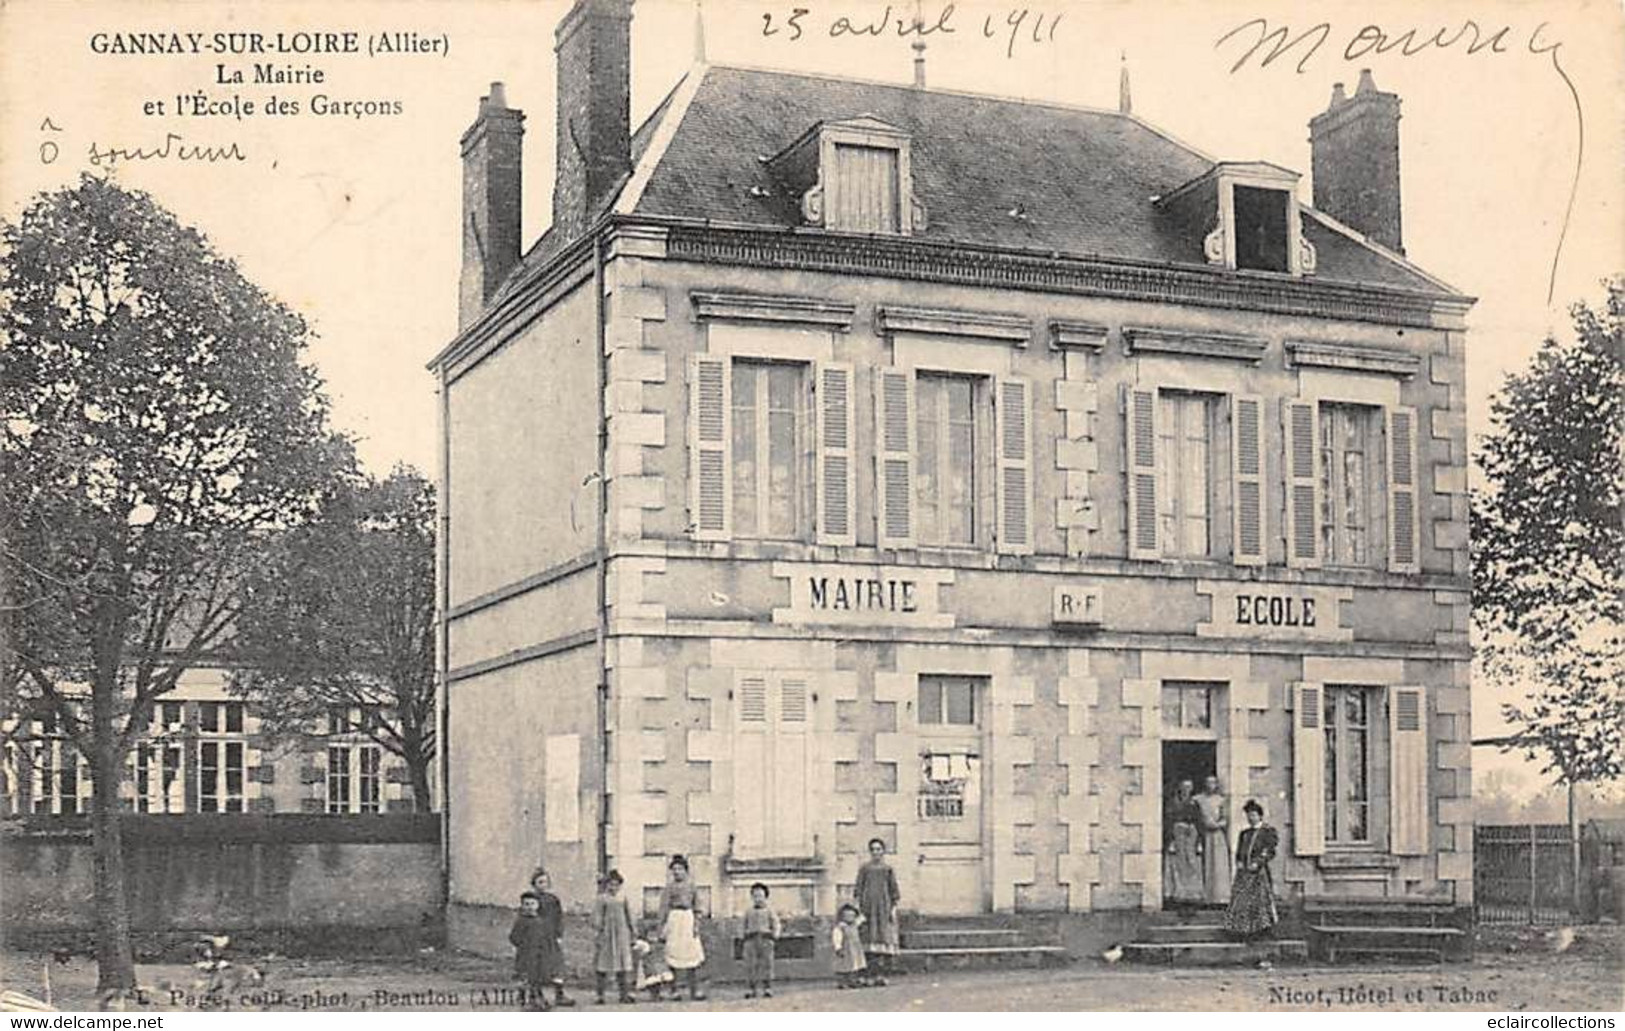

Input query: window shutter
[1124,386,1159,560]
[689,355,731,541]
[995,376,1034,555]
[1292,681,1326,856]
[1386,406,1421,574]
[1388,684,1429,855]
[815,362,857,546]
[772,677,811,855]
[874,367,916,549]
[734,675,770,854]
[1283,400,1321,569]
[1231,395,1266,566]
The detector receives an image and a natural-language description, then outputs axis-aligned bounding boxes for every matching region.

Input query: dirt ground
[3,924,1619,1014]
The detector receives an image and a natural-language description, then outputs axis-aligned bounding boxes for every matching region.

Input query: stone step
[1309,925,1467,963]
[903,927,1027,950]
[1317,945,1448,965]
[897,945,1071,972]
[1122,939,1309,967]
[1136,923,1230,944]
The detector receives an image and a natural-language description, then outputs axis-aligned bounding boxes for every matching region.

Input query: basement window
[1233,186,1291,273]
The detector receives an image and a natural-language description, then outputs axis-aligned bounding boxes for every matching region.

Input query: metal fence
[1474,823,1618,924]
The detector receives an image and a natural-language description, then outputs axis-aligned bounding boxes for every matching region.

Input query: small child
[527,869,576,1007]
[591,870,638,1004]
[632,938,675,1001]
[740,882,782,999]
[508,891,554,1010]
[831,903,868,990]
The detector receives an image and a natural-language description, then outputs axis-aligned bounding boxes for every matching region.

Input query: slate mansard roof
[497,63,1463,312]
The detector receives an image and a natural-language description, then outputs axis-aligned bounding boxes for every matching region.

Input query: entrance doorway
[1162,740,1218,910]
[1162,740,1218,802]
[913,675,987,914]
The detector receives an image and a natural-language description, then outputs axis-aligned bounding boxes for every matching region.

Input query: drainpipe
[593,229,610,880]
[436,365,452,902]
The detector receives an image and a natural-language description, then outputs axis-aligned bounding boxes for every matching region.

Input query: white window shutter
[1283,400,1322,569]
[772,677,811,855]
[1292,681,1326,856]
[815,362,857,546]
[1231,395,1267,566]
[1386,406,1421,574]
[733,675,770,854]
[1388,684,1429,855]
[1124,386,1159,560]
[875,367,916,549]
[689,354,731,541]
[995,376,1034,555]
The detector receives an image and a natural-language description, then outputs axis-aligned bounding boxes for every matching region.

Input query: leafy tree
[228,467,437,811]
[0,175,346,997]
[1472,277,1625,788]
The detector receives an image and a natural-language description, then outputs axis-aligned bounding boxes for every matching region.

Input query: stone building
[431,0,1474,966]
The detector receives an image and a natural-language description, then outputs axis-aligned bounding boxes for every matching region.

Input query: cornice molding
[691,290,856,329]
[663,225,1470,331]
[1286,339,1421,377]
[875,304,1031,344]
[1049,319,1110,352]
[1123,325,1268,363]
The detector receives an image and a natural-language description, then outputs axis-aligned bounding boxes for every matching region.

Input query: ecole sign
[772,562,955,628]
[1196,581,1353,642]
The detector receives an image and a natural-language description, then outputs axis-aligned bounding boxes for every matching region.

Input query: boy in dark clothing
[740,882,781,999]
[510,892,555,1011]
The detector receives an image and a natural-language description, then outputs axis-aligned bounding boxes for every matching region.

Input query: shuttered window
[1156,392,1223,558]
[816,362,856,545]
[1386,407,1420,574]
[916,374,977,547]
[1231,395,1266,565]
[995,377,1033,554]
[1319,403,1387,568]
[875,368,916,549]
[732,361,805,540]
[1283,400,1322,568]
[689,355,731,540]
[1323,686,1374,844]
[1125,387,1160,560]
[1388,684,1428,854]
[830,144,901,233]
[732,673,814,858]
[1291,682,1326,855]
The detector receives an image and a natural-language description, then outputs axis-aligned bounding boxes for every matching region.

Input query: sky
[2,0,1621,802]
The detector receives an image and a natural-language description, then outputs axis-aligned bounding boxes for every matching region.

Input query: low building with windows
[432,0,1473,963]
[1,671,419,816]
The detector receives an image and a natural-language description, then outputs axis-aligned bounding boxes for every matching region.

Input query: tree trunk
[409,753,433,813]
[90,675,136,999]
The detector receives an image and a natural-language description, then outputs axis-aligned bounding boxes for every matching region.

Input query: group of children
[509,843,905,1006]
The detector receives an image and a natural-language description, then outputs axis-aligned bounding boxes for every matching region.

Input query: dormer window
[769,116,926,236]
[1158,161,1315,276]
[1233,185,1290,272]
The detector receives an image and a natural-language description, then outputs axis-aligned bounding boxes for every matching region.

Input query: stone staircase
[896,915,1071,972]
[1303,896,1470,964]
[1122,907,1309,967]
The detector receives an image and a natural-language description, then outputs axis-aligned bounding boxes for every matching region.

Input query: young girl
[853,838,900,984]
[659,854,707,1001]
[591,870,637,1004]
[831,903,868,989]
[526,868,575,1007]
[509,891,554,1010]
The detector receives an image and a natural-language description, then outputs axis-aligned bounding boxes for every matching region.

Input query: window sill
[722,854,826,878]
[1317,850,1400,872]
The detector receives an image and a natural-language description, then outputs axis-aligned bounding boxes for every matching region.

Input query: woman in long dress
[853,837,901,985]
[1196,776,1232,904]
[1163,779,1205,907]
[659,854,707,1000]
[1224,799,1280,939]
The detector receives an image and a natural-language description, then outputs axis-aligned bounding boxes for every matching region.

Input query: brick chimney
[1308,68,1403,254]
[459,82,525,330]
[552,0,633,241]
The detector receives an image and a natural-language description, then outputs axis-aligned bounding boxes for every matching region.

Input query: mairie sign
[771,562,955,628]
[1195,581,1353,642]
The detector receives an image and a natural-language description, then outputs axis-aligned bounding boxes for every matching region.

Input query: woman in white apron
[659,854,706,1000]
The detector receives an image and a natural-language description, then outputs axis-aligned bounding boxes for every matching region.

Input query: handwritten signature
[87,133,247,169]
[1215,17,1580,305]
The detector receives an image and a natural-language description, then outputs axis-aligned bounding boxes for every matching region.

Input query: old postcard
[1,0,1621,1017]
